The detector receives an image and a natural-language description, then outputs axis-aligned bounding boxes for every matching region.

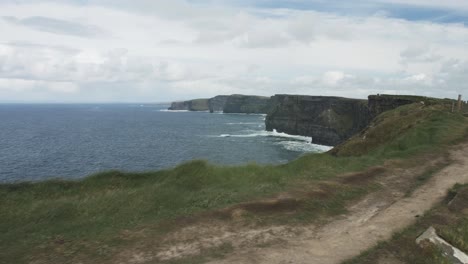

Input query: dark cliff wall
[265,94,452,146]
[368,94,459,118]
[168,93,454,147]
[168,98,209,111]
[265,95,369,146]
[168,95,269,113]
[223,95,271,114]
[368,95,426,119]
[208,95,229,113]
[168,101,190,111]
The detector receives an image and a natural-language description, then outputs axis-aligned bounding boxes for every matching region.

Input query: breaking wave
[226,122,260,125]
[159,109,190,112]
[219,113,267,116]
[216,129,332,153]
[276,141,333,152]
[218,129,312,143]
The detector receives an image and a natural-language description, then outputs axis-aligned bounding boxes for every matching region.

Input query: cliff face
[168,95,269,113]
[168,99,209,111]
[265,95,369,146]
[223,95,271,114]
[265,94,442,146]
[168,101,190,111]
[208,95,229,113]
[167,93,453,147]
[368,95,426,118]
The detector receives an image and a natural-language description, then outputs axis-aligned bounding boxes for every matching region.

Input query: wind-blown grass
[1,103,467,263]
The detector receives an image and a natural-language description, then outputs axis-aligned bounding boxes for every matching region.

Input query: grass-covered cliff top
[368,94,458,105]
[331,103,467,156]
[1,103,468,263]
[229,94,270,99]
[272,94,367,102]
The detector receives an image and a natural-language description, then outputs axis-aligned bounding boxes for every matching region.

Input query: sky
[0,0,467,103]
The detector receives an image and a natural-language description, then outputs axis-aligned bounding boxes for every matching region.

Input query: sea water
[0,104,331,182]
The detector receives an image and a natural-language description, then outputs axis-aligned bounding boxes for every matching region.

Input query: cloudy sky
[0,0,467,103]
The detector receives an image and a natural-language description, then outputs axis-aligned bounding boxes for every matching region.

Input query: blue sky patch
[208,0,468,25]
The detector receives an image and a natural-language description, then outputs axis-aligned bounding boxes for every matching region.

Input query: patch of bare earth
[116,143,468,264]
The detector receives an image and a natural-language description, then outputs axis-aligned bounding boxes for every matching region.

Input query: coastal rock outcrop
[368,95,427,118]
[168,93,454,147]
[168,95,271,113]
[223,95,271,114]
[265,94,452,146]
[168,99,209,111]
[208,95,229,113]
[265,95,369,146]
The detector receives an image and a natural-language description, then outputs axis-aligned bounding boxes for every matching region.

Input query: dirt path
[205,143,468,264]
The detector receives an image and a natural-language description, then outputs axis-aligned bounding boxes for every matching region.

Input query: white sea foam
[215,129,332,153]
[159,109,211,113]
[217,129,312,142]
[276,141,332,153]
[226,122,260,125]
[270,129,313,143]
[159,109,190,112]
[221,113,267,116]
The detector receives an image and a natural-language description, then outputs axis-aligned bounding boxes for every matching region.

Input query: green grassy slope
[1,103,467,263]
[331,103,467,156]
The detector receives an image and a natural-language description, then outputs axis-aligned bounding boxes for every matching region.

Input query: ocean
[0,104,331,182]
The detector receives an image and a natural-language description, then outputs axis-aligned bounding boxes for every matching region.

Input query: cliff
[168,98,209,111]
[265,95,369,146]
[168,95,270,113]
[265,94,457,146]
[168,94,457,146]
[369,95,428,118]
[208,95,229,113]
[223,95,271,114]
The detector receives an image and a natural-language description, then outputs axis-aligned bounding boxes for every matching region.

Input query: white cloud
[47,81,79,93]
[404,73,429,82]
[321,71,353,86]
[0,1,467,102]
[400,45,442,64]
[0,78,79,93]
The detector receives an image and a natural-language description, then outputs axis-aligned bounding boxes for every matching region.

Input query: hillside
[1,103,468,264]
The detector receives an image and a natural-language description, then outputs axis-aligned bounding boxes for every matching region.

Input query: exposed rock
[168,101,190,111]
[265,94,455,146]
[168,99,209,111]
[223,95,271,114]
[208,95,229,113]
[368,95,427,119]
[265,95,369,146]
[416,226,468,264]
[168,93,457,147]
[168,95,270,113]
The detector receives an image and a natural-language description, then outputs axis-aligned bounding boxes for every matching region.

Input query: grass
[343,184,468,264]
[0,156,379,264]
[331,103,467,156]
[1,103,467,263]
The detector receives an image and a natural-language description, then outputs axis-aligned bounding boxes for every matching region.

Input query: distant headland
[169,94,465,146]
